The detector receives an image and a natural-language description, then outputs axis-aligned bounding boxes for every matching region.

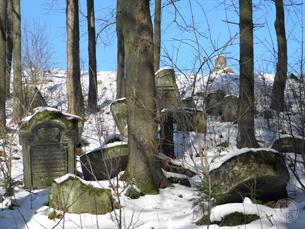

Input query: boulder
[272,136,305,154]
[110,98,128,137]
[80,143,128,180]
[209,149,289,205]
[24,85,47,113]
[49,174,113,214]
[221,95,238,122]
[206,90,226,116]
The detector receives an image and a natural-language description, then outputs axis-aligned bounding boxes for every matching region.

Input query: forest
[0,0,305,228]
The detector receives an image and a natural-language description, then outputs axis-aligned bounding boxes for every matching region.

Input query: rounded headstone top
[155,66,175,76]
[20,107,82,132]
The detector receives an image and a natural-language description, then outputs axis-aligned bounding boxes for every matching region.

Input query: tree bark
[0,0,7,136]
[116,0,125,99]
[87,0,97,113]
[237,0,259,148]
[121,0,169,193]
[153,0,161,72]
[6,0,12,98]
[66,0,84,116]
[270,0,287,112]
[12,0,23,123]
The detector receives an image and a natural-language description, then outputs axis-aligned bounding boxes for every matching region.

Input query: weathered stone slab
[209,149,289,205]
[19,108,81,189]
[272,136,305,154]
[110,98,128,137]
[49,174,113,214]
[24,85,47,113]
[206,90,226,116]
[155,68,180,109]
[80,143,128,180]
[176,109,207,133]
[221,95,239,122]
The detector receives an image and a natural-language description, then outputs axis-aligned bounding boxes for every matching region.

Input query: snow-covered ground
[1,70,305,229]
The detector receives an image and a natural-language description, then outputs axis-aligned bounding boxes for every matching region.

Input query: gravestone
[110,98,128,137]
[213,55,227,72]
[155,68,180,110]
[176,109,207,133]
[221,95,239,122]
[24,85,47,113]
[206,90,226,116]
[19,108,81,189]
[80,142,128,180]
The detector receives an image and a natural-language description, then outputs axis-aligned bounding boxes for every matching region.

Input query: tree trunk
[237,0,259,148]
[153,0,161,72]
[66,0,84,116]
[6,0,13,98]
[270,0,287,112]
[122,0,169,193]
[116,0,125,99]
[12,0,23,123]
[0,0,7,136]
[87,0,97,113]
[160,112,175,158]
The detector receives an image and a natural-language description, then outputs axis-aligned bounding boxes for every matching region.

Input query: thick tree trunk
[6,0,12,98]
[122,0,169,193]
[270,0,287,112]
[66,0,84,116]
[12,0,23,123]
[116,0,125,99]
[153,0,161,72]
[0,0,7,136]
[237,0,259,148]
[87,0,97,113]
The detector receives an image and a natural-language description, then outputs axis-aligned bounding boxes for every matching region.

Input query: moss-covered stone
[137,180,159,195]
[209,149,289,205]
[272,136,305,154]
[49,174,113,214]
[195,214,210,225]
[217,212,259,226]
[125,186,144,199]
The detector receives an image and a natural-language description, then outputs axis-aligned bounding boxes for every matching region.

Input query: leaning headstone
[272,136,305,154]
[110,98,128,137]
[209,148,289,205]
[49,174,113,214]
[19,107,81,189]
[24,85,47,113]
[155,68,180,110]
[206,90,226,116]
[80,142,128,180]
[176,109,207,133]
[221,95,239,122]
[180,97,196,109]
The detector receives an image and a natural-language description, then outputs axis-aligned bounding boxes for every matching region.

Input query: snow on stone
[209,147,280,171]
[155,66,175,75]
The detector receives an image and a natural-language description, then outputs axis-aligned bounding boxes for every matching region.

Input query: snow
[1,70,305,228]
[155,66,175,75]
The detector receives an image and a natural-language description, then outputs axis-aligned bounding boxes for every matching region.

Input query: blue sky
[22,0,304,74]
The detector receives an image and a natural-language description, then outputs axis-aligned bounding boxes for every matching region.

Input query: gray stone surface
[176,109,207,133]
[49,174,113,214]
[19,108,81,189]
[80,143,128,180]
[24,85,47,113]
[209,149,289,205]
[221,95,239,122]
[272,136,305,154]
[110,98,128,137]
[155,68,180,110]
[206,90,226,116]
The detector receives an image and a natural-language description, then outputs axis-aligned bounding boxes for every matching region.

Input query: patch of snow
[155,66,175,75]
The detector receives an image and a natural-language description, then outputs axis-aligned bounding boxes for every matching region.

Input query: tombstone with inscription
[155,68,180,110]
[19,107,81,189]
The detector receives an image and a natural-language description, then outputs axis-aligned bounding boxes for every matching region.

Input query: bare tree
[116,0,125,98]
[0,0,7,136]
[12,0,23,123]
[66,0,84,116]
[121,0,169,193]
[87,0,98,113]
[270,0,287,112]
[154,0,161,72]
[6,0,13,98]
[237,0,259,148]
